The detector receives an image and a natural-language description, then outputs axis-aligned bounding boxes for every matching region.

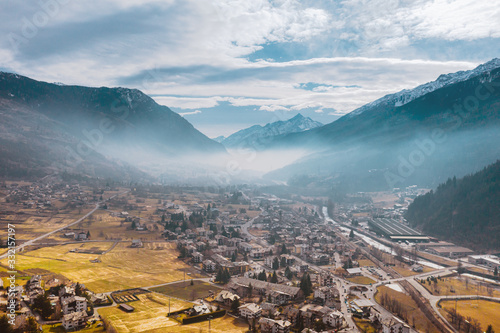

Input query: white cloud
[178,110,202,116]
[409,0,500,40]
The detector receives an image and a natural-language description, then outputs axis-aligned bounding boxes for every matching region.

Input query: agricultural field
[98,293,191,332]
[151,280,222,301]
[375,285,441,333]
[2,241,202,293]
[419,276,500,297]
[0,206,94,244]
[439,299,500,332]
[100,292,247,332]
[70,210,164,242]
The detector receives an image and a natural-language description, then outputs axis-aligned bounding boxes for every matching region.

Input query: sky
[1,0,500,137]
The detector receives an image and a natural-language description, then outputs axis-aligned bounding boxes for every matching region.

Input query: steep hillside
[405,160,500,250]
[266,59,500,190]
[0,72,225,179]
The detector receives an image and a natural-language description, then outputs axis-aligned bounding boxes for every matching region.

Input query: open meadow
[439,299,500,332]
[2,241,202,293]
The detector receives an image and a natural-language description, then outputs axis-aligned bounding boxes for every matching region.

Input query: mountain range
[0,72,225,180]
[1,58,499,189]
[218,113,323,149]
[265,58,500,190]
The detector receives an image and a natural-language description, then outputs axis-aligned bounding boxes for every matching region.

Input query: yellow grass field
[2,242,202,293]
[99,293,191,332]
[439,299,500,332]
[72,210,164,242]
[375,286,441,333]
[357,259,376,267]
[347,276,376,285]
[420,276,500,298]
[99,293,247,333]
[391,263,434,277]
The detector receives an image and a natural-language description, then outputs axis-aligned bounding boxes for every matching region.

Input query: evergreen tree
[231,252,237,262]
[300,273,312,296]
[215,268,223,283]
[349,229,354,238]
[33,293,54,320]
[131,220,137,229]
[494,267,498,277]
[285,266,293,280]
[280,256,287,267]
[281,243,288,255]
[248,283,253,296]
[272,257,279,270]
[486,325,495,333]
[258,271,267,281]
[231,297,240,313]
[271,271,278,283]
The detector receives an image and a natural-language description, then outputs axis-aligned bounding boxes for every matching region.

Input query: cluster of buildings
[2,181,99,210]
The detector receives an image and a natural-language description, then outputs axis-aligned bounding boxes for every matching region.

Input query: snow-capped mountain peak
[221,113,323,148]
[347,58,500,118]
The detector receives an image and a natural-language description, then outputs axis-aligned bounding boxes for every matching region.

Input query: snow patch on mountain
[346,58,500,118]
[222,113,323,148]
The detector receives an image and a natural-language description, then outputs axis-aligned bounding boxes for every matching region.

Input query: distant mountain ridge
[0,72,225,179]
[265,58,500,190]
[221,113,322,149]
[346,58,500,118]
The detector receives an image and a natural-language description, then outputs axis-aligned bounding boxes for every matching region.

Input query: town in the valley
[0,178,499,333]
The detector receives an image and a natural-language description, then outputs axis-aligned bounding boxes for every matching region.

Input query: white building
[382,317,410,333]
[322,310,344,328]
[468,255,500,270]
[239,303,262,320]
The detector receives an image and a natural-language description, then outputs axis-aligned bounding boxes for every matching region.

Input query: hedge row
[182,310,226,325]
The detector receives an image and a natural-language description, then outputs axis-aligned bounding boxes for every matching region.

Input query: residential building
[239,303,262,320]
